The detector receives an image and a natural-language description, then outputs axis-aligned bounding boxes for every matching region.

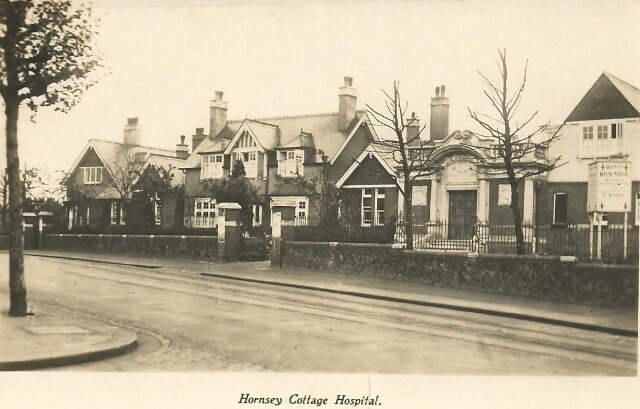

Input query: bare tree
[366,81,437,250]
[467,49,562,255]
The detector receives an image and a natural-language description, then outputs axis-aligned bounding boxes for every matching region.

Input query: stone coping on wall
[48,234,216,239]
[286,240,638,267]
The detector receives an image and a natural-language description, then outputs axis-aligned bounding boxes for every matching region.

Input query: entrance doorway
[448,190,477,240]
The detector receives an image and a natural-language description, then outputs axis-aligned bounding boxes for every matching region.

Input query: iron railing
[284,217,639,263]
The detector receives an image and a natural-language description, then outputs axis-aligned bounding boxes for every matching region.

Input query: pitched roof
[604,72,640,115]
[144,154,186,187]
[68,139,182,178]
[183,111,368,168]
[565,72,640,122]
[181,121,242,168]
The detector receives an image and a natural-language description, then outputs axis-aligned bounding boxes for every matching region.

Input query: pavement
[0,249,637,371]
[0,298,138,371]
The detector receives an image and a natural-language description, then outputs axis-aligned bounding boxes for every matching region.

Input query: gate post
[217,202,242,261]
[270,206,296,268]
[36,211,54,249]
[271,212,282,267]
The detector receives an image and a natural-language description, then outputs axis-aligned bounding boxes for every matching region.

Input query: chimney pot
[210,91,228,138]
[338,76,357,131]
[192,129,205,151]
[123,117,141,145]
[430,84,450,141]
[405,113,420,147]
[176,135,189,159]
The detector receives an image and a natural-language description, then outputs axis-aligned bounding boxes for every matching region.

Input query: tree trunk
[404,178,413,251]
[508,178,526,255]
[4,2,28,316]
[5,95,27,316]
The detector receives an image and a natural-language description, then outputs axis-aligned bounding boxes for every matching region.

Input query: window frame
[361,188,385,227]
[81,166,103,184]
[552,192,568,225]
[277,149,305,177]
[193,198,217,228]
[201,154,224,179]
[596,125,608,139]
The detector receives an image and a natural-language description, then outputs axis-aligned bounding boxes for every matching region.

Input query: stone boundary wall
[42,234,218,261]
[281,241,638,310]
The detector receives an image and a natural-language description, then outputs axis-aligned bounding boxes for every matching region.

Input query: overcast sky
[3,0,640,179]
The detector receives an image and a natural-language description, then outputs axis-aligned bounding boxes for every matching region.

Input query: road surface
[2,254,636,374]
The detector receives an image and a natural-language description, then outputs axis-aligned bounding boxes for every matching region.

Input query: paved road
[8,254,637,374]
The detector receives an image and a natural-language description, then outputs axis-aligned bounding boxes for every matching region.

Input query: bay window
[201,154,224,179]
[277,149,304,177]
[194,198,217,228]
[233,151,258,178]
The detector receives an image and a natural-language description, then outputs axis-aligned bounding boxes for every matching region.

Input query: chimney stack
[405,112,420,147]
[192,127,205,151]
[338,76,357,131]
[209,90,228,139]
[123,117,141,146]
[430,85,449,141]
[176,135,189,160]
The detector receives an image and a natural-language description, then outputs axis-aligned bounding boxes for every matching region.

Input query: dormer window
[201,154,223,179]
[278,149,304,177]
[81,167,102,184]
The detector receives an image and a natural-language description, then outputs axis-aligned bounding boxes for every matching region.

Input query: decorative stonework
[444,156,478,185]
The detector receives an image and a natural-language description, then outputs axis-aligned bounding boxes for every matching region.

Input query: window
[194,198,216,228]
[553,193,568,225]
[252,204,263,226]
[201,154,224,179]
[110,202,118,225]
[297,200,307,219]
[233,151,258,177]
[361,188,385,226]
[611,122,623,139]
[636,193,640,227]
[362,188,373,226]
[376,190,385,224]
[582,126,593,140]
[597,125,608,139]
[81,167,102,184]
[277,150,304,177]
[154,202,162,226]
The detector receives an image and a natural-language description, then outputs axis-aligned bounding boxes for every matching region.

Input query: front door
[448,190,477,240]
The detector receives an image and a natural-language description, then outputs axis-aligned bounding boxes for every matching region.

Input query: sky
[3,0,640,182]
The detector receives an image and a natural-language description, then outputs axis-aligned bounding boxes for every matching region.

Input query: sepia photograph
[0,0,639,407]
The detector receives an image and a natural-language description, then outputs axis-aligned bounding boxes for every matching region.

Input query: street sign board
[587,161,631,212]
